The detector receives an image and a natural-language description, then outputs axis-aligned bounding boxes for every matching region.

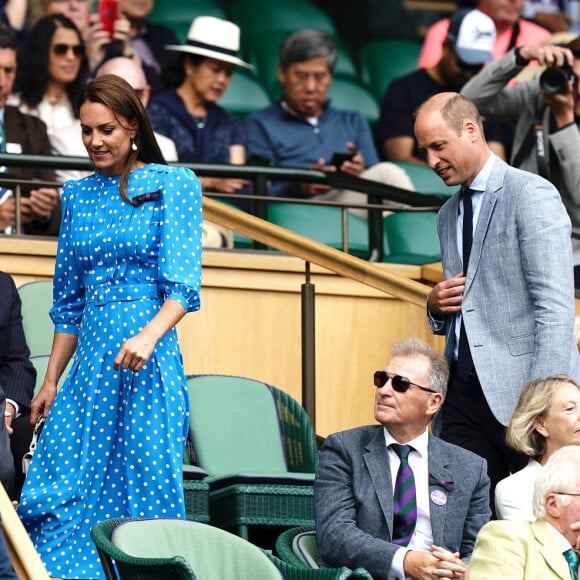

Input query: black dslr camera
[539,63,578,95]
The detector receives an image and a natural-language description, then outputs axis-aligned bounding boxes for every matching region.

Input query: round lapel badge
[431,489,447,506]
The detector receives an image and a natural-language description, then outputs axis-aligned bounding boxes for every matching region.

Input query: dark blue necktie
[457,188,474,379]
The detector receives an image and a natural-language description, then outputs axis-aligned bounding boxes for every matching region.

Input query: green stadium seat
[382,211,441,265]
[149,0,227,43]
[230,0,337,38]
[267,202,369,258]
[217,70,271,117]
[327,77,380,127]
[358,38,422,102]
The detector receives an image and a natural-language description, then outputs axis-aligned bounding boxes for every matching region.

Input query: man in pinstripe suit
[0,272,35,498]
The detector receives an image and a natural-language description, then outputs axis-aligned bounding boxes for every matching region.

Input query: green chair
[29,354,72,395]
[217,70,272,117]
[267,202,370,259]
[382,211,441,265]
[358,38,423,102]
[186,374,317,540]
[391,161,459,197]
[230,0,337,38]
[327,77,380,128]
[18,280,54,357]
[91,517,282,579]
[91,517,354,580]
[275,526,373,579]
[148,0,227,43]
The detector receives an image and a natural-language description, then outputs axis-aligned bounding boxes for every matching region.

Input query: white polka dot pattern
[17,164,203,579]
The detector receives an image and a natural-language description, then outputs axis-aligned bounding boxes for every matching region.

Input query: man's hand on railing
[29,187,59,221]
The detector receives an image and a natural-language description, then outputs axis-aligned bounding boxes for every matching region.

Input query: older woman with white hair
[495,375,580,520]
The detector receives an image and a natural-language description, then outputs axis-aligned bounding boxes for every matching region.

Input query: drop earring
[131,139,137,152]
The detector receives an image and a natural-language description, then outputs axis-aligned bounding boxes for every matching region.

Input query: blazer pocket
[508,333,534,356]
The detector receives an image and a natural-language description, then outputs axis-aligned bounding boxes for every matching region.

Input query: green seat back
[186,375,288,475]
[267,202,369,258]
[382,211,441,265]
[218,70,272,117]
[327,77,380,127]
[112,519,283,580]
[149,0,227,43]
[18,281,54,357]
[391,161,459,197]
[359,39,422,101]
[29,355,72,396]
[230,0,337,38]
[292,531,319,568]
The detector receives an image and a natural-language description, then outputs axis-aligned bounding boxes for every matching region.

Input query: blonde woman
[495,375,580,520]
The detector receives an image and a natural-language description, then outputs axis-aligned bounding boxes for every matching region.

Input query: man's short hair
[278,29,338,72]
[390,337,449,396]
[566,36,580,59]
[0,23,18,51]
[533,445,580,519]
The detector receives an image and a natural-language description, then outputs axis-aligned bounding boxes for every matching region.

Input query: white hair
[533,445,580,518]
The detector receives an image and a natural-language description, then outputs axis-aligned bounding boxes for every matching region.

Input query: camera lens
[539,67,570,95]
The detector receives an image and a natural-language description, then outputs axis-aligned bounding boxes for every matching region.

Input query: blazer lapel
[363,428,394,536]
[532,519,571,579]
[464,158,504,292]
[427,436,454,547]
[440,194,463,278]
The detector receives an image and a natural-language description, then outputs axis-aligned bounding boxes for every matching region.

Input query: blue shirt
[245,100,380,197]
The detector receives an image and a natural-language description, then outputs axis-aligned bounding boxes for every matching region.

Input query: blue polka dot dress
[17,164,203,579]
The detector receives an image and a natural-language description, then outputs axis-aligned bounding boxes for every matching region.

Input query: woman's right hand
[30,381,58,424]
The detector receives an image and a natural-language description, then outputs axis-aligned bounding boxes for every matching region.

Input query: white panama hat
[165,16,254,70]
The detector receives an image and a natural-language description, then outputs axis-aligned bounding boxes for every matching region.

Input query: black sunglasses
[373,370,437,394]
[52,43,85,57]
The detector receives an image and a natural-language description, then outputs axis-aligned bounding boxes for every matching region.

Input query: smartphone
[330,150,356,169]
[99,0,117,40]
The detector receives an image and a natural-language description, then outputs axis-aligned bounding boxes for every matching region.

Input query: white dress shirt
[383,427,433,580]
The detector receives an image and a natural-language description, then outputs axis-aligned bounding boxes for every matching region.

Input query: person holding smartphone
[28,0,136,75]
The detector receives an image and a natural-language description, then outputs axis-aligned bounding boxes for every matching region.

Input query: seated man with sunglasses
[314,337,491,580]
[380,8,508,166]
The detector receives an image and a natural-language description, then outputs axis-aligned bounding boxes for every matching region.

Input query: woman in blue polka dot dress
[17,74,203,579]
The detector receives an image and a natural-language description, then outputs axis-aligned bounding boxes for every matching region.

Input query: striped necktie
[391,443,417,546]
[564,548,579,580]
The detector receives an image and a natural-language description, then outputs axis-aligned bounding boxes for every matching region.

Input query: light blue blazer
[428,156,580,426]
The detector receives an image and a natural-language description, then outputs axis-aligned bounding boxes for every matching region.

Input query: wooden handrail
[203,197,432,307]
[0,483,50,579]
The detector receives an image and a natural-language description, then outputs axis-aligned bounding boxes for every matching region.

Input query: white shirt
[453,151,496,359]
[383,427,433,580]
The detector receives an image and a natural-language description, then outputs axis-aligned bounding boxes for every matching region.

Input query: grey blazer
[428,155,580,426]
[314,426,491,580]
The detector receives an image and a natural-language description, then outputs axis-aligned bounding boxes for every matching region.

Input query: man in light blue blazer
[414,92,580,504]
[315,338,491,580]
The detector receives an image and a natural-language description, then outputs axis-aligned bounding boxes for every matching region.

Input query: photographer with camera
[461,38,580,287]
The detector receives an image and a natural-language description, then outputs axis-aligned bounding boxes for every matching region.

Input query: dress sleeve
[158,166,203,313]
[49,181,86,335]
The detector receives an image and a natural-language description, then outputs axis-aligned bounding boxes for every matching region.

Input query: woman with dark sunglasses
[9,14,88,135]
